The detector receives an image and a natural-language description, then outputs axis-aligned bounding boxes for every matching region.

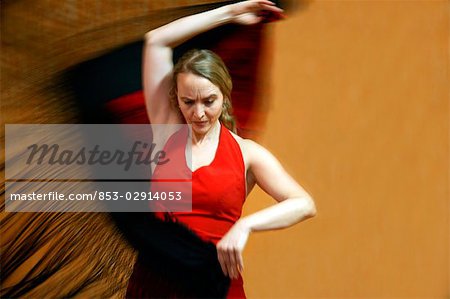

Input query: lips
[193,121,208,126]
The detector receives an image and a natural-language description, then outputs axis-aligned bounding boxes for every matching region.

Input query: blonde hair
[170,49,236,133]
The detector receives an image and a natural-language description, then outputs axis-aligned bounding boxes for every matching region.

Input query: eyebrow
[180,94,218,101]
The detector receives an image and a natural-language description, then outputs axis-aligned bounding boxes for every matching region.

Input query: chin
[192,126,209,135]
[191,122,212,135]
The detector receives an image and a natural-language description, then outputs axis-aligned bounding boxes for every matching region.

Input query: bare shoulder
[229,131,253,154]
[229,131,275,167]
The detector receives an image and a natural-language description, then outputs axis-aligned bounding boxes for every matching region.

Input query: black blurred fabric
[111,212,230,298]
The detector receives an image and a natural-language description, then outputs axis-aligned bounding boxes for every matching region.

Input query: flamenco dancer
[126,1,316,298]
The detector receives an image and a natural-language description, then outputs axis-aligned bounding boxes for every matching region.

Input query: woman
[127,1,316,298]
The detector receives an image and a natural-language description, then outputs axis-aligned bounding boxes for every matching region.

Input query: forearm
[239,196,316,232]
[145,5,232,47]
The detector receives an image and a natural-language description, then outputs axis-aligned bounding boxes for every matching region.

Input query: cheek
[209,103,223,118]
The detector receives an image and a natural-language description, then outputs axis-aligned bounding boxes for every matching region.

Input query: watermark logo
[26,141,169,170]
[5,124,192,212]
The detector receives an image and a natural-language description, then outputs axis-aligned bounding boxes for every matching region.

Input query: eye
[183,100,194,105]
[204,98,215,106]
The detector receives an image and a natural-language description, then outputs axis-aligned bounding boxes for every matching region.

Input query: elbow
[144,30,165,46]
[300,196,317,219]
[308,199,317,218]
[144,30,158,45]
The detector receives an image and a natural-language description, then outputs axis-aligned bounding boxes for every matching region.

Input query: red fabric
[153,124,247,298]
[173,124,246,244]
[209,24,265,137]
[104,90,149,124]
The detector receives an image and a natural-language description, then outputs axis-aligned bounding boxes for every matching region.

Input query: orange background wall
[242,1,448,298]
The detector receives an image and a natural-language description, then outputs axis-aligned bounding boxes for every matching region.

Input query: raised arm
[142,0,283,124]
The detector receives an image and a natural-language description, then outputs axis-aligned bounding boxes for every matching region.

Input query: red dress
[171,124,247,298]
[127,123,247,298]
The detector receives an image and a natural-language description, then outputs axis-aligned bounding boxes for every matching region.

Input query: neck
[190,121,220,145]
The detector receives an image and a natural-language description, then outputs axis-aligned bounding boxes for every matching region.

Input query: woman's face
[176,72,224,137]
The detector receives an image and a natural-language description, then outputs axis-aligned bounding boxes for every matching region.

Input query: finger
[229,249,237,279]
[256,0,276,5]
[232,247,242,278]
[231,250,239,279]
[260,4,284,13]
[222,248,232,278]
[217,249,228,277]
[236,249,244,274]
[225,249,235,279]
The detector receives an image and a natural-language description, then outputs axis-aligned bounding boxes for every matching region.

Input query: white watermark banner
[5,124,192,212]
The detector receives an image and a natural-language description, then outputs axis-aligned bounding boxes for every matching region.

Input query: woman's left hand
[216,220,251,279]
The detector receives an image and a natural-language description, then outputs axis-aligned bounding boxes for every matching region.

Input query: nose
[193,104,205,120]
